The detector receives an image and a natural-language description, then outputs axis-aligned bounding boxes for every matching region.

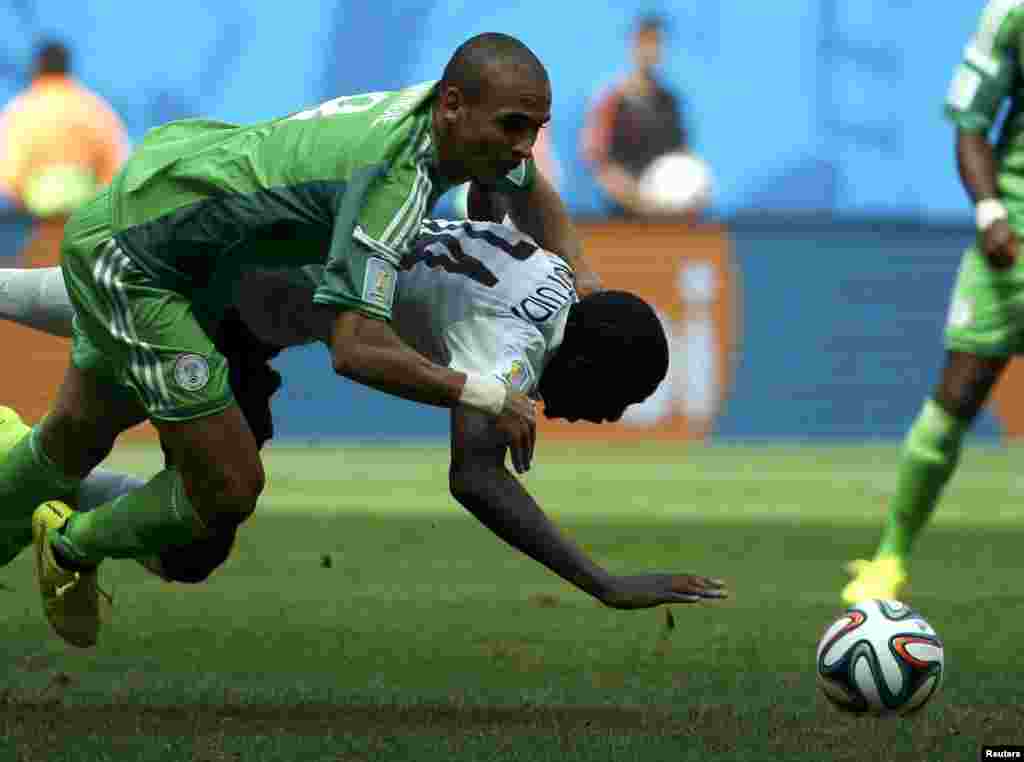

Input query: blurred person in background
[843,0,1024,605]
[0,41,129,266]
[580,15,711,221]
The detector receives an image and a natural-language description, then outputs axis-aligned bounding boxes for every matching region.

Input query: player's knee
[40,407,117,468]
[185,461,265,530]
[904,399,966,465]
[159,528,237,584]
[932,386,984,423]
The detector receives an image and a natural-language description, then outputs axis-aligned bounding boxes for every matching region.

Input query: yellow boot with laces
[32,500,111,648]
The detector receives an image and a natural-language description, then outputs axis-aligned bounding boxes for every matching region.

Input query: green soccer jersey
[946,0,1024,221]
[106,81,535,320]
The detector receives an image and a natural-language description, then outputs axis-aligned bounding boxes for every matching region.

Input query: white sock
[0,267,75,337]
[76,469,146,511]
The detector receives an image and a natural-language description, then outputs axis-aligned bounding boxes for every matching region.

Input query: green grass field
[2,441,1023,761]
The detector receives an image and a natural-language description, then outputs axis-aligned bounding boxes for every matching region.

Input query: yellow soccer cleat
[841,557,908,605]
[0,406,33,566]
[0,406,30,460]
[32,500,110,648]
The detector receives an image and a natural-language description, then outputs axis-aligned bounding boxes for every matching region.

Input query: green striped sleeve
[945,0,1024,132]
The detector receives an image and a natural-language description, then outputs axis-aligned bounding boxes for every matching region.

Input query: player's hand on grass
[497,390,536,474]
[982,219,1018,270]
[598,574,728,610]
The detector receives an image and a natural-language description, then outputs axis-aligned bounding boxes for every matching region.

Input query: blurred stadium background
[3,0,1018,444]
[3,3,1023,761]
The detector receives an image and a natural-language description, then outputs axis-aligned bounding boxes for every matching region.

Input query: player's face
[541,381,631,425]
[436,68,551,185]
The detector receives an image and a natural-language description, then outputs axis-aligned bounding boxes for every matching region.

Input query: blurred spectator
[529,127,563,191]
[580,15,711,220]
[0,41,129,265]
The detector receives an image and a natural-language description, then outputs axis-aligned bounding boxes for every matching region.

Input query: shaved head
[433,33,552,186]
[441,33,548,104]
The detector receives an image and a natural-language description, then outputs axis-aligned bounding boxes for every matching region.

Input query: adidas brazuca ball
[816,599,944,716]
[637,152,713,214]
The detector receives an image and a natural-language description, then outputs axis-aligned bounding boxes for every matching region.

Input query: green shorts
[944,246,1024,358]
[60,189,234,422]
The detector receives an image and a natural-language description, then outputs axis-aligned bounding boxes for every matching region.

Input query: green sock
[876,399,967,561]
[51,467,206,567]
[0,426,81,566]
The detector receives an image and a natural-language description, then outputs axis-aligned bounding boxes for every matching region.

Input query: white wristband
[976,198,1008,231]
[459,373,507,416]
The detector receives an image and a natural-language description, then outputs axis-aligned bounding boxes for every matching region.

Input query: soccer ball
[816,599,944,716]
[637,151,713,215]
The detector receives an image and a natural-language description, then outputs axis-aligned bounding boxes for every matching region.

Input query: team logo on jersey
[173,353,210,392]
[501,359,533,392]
[363,258,397,311]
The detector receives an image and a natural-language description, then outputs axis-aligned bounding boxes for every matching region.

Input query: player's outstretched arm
[449,406,727,609]
[328,310,536,468]
[501,172,603,297]
[0,267,76,336]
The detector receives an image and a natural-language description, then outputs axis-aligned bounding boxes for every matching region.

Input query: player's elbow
[330,330,371,379]
[448,463,493,503]
[329,311,389,379]
[331,348,355,378]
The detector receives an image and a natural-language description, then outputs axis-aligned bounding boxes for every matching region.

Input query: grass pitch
[2,441,1023,760]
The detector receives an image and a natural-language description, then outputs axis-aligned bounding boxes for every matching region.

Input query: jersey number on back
[289,93,389,121]
[404,222,540,287]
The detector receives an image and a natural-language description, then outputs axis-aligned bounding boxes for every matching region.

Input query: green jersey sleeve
[308,83,440,321]
[945,1,1024,133]
[313,239,398,322]
[312,160,401,321]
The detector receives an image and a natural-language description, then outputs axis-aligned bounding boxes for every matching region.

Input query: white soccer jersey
[234,219,578,396]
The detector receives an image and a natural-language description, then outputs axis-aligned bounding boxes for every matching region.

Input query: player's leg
[0,364,147,568]
[0,263,283,580]
[23,214,261,643]
[0,406,34,562]
[843,246,1018,603]
[47,257,262,532]
[147,308,282,583]
[51,403,264,568]
[0,213,141,570]
[0,361,149,645]
[875,351,1005,555]
[0,266,75,337]
[43,252,265,569]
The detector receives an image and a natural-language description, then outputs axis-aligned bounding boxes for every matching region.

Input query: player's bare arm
[328,310,536,466]
[502,171,604,296]
[957,129,1017,270]
[449,406,727,609]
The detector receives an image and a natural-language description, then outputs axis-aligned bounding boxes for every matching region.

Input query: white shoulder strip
[974,0,1024,57]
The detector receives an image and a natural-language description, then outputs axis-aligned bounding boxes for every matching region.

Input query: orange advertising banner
[0,231,159,440]
[3,221,739,443]
[537,221,740,441]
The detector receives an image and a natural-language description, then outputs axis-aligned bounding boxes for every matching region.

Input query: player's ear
[438,84,464,125]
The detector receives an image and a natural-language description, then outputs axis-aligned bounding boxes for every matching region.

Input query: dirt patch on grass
[1,696,1022,761]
